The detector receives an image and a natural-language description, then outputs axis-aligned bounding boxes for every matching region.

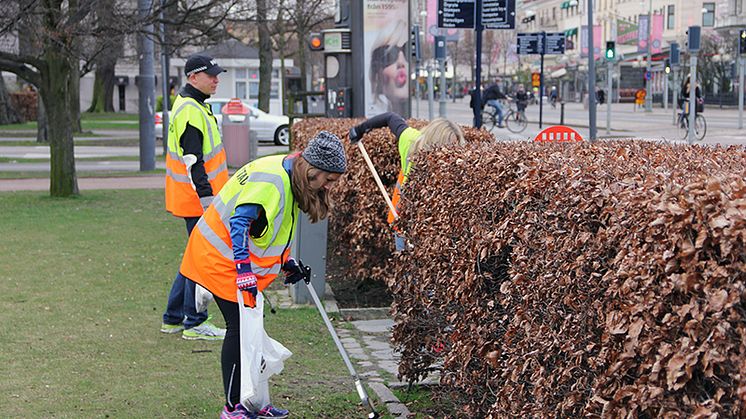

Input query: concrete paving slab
[351,319,394,334]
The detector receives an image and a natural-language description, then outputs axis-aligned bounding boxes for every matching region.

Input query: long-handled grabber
[299,260,380,418]
[355,141,398,220]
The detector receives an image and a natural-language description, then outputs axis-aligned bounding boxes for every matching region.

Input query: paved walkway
[264,288,419,418]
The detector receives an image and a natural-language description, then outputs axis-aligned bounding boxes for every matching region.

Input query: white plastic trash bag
[237,290,292,411]
[195,284,214,313]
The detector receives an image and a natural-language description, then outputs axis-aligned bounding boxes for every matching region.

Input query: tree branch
[0,57,41,87]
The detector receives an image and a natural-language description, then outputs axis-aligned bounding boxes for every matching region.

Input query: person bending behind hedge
[179,131,347,419]
[348,112,465,251]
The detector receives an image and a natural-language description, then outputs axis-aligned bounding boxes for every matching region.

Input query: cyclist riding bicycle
[678,75,703,116]
[483,79,508,128]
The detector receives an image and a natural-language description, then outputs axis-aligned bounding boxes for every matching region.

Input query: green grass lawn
[0,189,377,418]
[0,112,138,132]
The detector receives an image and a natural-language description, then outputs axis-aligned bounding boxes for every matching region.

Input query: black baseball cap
[184,54,226,77]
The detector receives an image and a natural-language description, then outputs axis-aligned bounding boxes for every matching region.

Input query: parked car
[155,98,290,146]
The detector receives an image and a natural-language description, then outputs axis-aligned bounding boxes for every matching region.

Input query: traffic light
[664,59,671,74]
[686,26,701,52]
[740,29,746,55]
[670,42,680,66]
[308,33,323,51]
[411,24,422,61]
[605,41,615,61]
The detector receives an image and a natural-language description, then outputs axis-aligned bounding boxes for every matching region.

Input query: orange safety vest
[165,95,229,217]
[180,155,298,306]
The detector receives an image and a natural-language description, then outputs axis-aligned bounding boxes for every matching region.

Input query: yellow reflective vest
[165,95,228,217]
[180,155,298,305]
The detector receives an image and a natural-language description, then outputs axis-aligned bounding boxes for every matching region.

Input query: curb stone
[319,285,412,418]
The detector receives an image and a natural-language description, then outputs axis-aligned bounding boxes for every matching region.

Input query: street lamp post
[644,0,653,112]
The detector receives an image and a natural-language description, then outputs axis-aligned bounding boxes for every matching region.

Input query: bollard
[560,102,565,125]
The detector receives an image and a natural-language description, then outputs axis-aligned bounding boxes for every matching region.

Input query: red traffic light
[309,33,323,51]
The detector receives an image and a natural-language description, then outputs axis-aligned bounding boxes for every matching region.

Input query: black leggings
[215,295,241,408]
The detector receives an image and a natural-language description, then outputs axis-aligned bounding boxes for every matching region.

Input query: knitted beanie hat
[301,131,347,173]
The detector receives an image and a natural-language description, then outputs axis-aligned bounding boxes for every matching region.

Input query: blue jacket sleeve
[230,204,263,267]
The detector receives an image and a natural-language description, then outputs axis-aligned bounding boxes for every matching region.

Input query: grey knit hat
[302,131,347,173]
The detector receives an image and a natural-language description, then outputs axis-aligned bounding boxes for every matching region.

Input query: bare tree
[86,0,124,113]
[284,0,333,91]
[0,76,22,124]
[0,0,241,197]
[256,0,272,112]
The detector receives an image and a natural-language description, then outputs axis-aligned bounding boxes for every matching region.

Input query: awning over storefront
[564,27,578,37]
[560,1,570,9]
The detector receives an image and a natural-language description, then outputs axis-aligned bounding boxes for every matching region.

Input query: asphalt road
[1,101,743,174]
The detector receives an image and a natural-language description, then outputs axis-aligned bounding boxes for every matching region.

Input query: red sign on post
[533,125,584,143]
[224,98,249,115]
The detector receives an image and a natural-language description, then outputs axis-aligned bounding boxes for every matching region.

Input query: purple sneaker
[220,404,257,419]
[257,404,289,419]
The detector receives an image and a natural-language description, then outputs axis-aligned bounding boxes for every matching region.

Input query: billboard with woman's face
[364,0,410,117]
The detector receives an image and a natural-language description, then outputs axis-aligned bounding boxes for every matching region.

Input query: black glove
[282,258,304,285]
[348,125,364,144]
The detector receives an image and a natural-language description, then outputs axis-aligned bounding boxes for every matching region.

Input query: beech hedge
[292,119,746,417]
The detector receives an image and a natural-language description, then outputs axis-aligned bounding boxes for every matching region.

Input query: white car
[156,98,290,146]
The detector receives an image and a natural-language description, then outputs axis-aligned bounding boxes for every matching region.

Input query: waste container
[221,98,252,168]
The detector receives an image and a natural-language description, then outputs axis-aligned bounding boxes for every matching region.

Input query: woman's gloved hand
[235,260,257,297]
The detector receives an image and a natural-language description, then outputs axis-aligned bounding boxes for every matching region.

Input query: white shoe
[182,321,226,340]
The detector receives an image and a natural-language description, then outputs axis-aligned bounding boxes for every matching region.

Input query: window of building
[702,3,715,27]
[666,5,675,29]
[235,68,279,100]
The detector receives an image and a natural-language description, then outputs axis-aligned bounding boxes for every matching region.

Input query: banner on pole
[616,18,638,45]
[581,25,602,60]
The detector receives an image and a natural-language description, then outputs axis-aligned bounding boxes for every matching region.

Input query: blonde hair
[369,20,409,104]
[291,155,333,223]
[406,118,465,163]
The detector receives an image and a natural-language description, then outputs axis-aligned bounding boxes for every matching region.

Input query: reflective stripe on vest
[165,95,228,218]
[388,127,421,224]
[179,155,297,303]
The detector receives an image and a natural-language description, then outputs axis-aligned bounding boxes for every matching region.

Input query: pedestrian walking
[179,131,348,418]
[161,54,229,340]
[348,112,465,251]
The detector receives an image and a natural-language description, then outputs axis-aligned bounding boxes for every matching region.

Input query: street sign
[644,71,651,81]
[544,32,565,55]
[437,0,475,29]
[482,0,516,30]
[533,125,584,143]
[517,32,543,55]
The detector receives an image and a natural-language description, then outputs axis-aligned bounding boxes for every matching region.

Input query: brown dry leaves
[292,120,746,418]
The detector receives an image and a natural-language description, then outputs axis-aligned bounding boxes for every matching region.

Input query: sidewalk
[0,175,164,192]
[265,287,417,418]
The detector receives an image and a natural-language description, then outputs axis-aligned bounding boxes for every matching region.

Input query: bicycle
[676,101,706,141]
[481,100,528,133]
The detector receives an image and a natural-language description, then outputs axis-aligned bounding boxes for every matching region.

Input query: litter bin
[221,98,251,168]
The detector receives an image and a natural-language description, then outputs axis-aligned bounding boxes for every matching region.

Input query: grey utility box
[289,211,328,304]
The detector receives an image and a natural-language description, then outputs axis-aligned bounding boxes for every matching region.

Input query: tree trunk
[0,76,21,124]
[37,94,48,143]
[257,0,272,112]
[87,0,121,113]
[42,52,79,197]
[69,62,82,133]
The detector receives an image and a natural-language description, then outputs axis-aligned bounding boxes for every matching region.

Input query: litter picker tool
[356,142,398,220]
[298,260,380,418]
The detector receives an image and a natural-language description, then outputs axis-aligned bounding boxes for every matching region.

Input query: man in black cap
[161,54,230,340]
